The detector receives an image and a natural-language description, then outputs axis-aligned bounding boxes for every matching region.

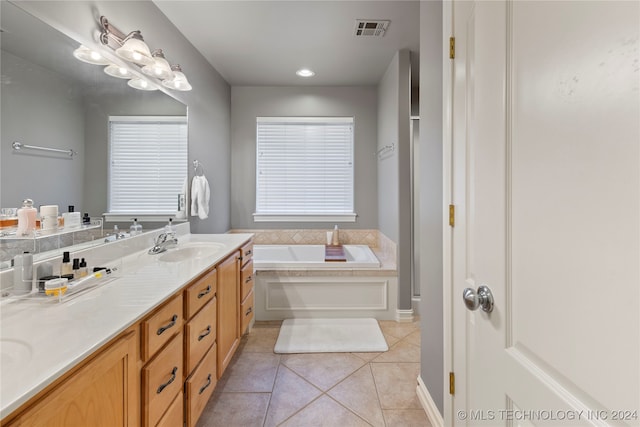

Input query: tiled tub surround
[232,229,399,321]
[0,225,253,419]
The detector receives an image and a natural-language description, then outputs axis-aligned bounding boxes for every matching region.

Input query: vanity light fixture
[69,15,192,91]
[104,64,134,79]
[127,78,157,91]
[142,49,173,80]
[73,45,111,65]
[161,65,192,92]
[296,68,315,77]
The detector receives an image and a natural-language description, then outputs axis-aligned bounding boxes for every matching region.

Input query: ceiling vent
[354,20,390,37]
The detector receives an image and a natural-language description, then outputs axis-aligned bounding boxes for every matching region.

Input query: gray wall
[14,1,232,233]
[419,0,444,415]
[230,86,378,229]
[377,50,412,312]
[1,51,85,211]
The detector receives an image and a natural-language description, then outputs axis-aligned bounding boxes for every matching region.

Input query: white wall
[14,0,232,233]
[377,50,412,312]
[230,86,378,229]
[419,0,444,415]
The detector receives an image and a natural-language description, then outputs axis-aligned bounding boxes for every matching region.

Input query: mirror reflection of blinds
[256,117,354,215]
[109,117,187,214]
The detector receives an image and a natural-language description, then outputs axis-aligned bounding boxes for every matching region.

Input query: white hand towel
[191,176,200,217]
[190,175,211,220]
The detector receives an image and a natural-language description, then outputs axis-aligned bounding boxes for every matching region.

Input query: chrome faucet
[148,232,178,254]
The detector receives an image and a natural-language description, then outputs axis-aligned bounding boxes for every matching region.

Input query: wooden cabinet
[216,251,240,378]
[142,332,183,427]
[3,328,138,427]
[2,237,254,427]
[239,241,255,335]
[185,343,217,427]
[140,294,184,426]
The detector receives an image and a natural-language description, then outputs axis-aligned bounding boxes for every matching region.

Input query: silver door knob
[462,285,494,313]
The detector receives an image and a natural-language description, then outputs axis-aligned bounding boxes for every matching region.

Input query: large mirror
[0,2,188,266]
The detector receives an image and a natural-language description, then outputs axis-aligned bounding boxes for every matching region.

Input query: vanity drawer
[185,343,217,427]
[184,268,216,320]
[240,241,253,266]
[142,332,183,427]
[240,260,254,302]
[241,289,254,335]
[142,294,183,361]
[185,297,217,374]
[156,391,183,427]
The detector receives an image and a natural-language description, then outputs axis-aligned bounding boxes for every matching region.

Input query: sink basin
[1,338,33,369]
[157,242,226,263]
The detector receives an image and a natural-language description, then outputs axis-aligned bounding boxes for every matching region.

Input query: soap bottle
[129,218,142,236]
[331,224,340,246]
[164,218,175,234]
[60,251,73,275]
[16,199,37,236]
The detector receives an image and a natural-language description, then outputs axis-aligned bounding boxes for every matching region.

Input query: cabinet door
[5,329,138,427]
[216,251,240,378]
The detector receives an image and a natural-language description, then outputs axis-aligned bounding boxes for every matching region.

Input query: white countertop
[0,232,253,419]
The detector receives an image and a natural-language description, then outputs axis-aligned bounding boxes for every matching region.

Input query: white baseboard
[396,309,415,322]
[416,376,444,427]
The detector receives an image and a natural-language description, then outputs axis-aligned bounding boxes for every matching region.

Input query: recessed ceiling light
[296,68,315,77]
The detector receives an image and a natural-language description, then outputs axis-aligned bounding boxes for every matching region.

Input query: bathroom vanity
[0,230,254,427]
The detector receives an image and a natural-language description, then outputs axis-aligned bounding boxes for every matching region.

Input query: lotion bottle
[16,199,37,236]
[331,224,340,246]
[60,251,72,276]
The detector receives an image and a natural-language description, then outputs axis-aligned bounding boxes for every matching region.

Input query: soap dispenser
[129,218,142,236]
[164,218,176,234]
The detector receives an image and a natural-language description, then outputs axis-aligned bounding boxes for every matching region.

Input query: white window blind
[255,117,355,221]
[108,116,187,214]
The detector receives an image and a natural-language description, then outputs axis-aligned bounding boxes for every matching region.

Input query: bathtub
[253,244,380,269]
[252,244,397,320]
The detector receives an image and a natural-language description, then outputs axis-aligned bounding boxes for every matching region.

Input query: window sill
[253,213,357,223]
[103,213,189,223]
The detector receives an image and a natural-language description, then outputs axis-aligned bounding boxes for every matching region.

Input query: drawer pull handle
[198,325,212,341]
[245,307,253,316]
[157,366,178,394]
[244,275,252,284]
[245,250,252,257]
[157,314,178,336]
[197,285,211,299]
[199,374,212,395]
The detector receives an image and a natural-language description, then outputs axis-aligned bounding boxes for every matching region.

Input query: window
[108,116,187,217]
[255,117,356,222]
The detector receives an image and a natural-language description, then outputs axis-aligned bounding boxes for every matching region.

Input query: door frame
[442,0,455,426]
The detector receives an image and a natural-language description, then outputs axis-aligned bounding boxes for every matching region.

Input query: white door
[450,1,639,426]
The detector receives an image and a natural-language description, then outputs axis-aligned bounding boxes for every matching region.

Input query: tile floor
[197,319,431,427]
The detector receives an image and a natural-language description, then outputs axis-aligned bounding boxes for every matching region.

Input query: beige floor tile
[216,352,280,392]
[351,351,383,362]
[372,339,421,363]
[403,329,421,347]
[371,362,422,409]
[196,392,270,427]
[378,320,419,340]
[328,364,385,427]
[281,353,366,391]
[279,395,370,427]
[383,409,431,427]
[242,327,281,353]
[263,365,323,427]
[383,332,401,347]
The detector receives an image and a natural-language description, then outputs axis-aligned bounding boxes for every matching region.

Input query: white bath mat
[274,318,388,354]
